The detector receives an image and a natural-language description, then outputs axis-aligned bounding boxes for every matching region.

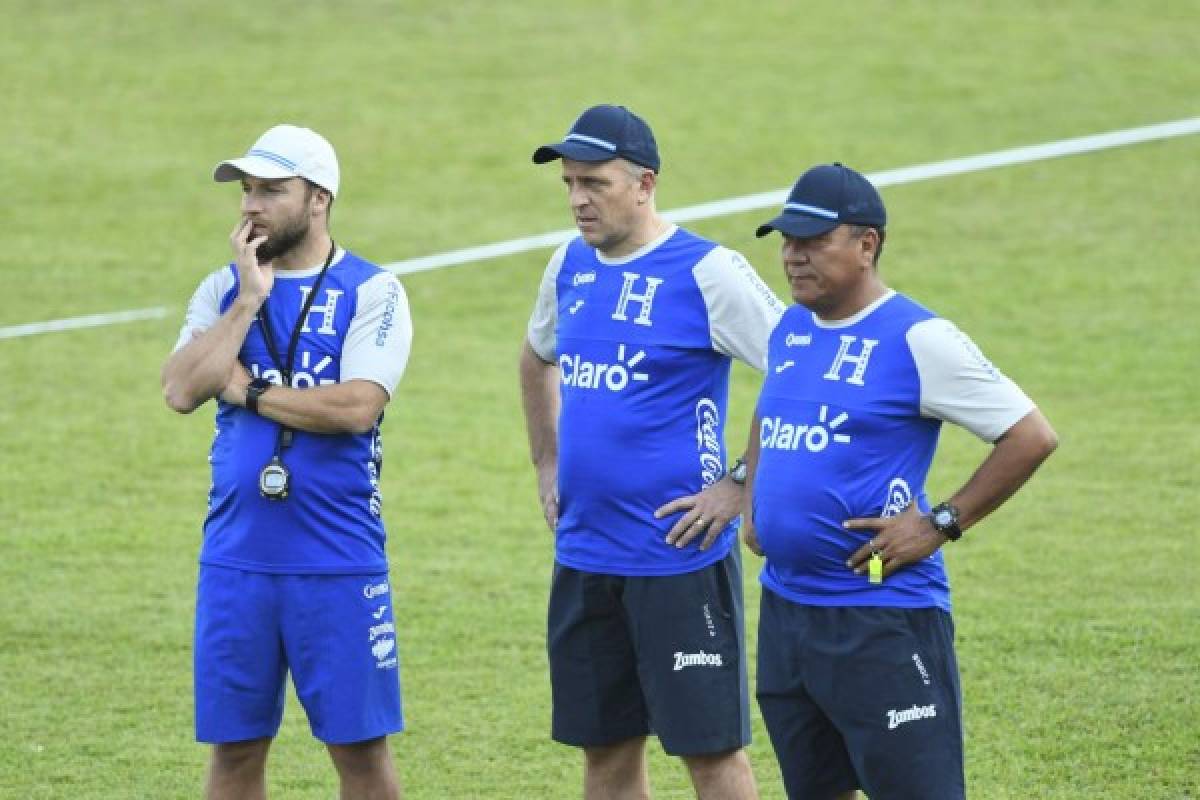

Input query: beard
[255,214,311,263]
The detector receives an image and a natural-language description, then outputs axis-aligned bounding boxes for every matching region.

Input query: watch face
[933,509,953,526]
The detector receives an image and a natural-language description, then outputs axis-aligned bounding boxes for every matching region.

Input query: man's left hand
[844,503,948,579]
[655,477,744,551]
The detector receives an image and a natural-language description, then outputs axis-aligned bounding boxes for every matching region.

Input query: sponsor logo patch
[695,399,722,486]
[673,650,724,671]
[368,622,396,641]
[883,478,913,517]
[760,405,851,453]
[912,653,931,685]
[784,332,811,347]
[886,703,937,730]
[559,345,648,391]
[363,581,389,599]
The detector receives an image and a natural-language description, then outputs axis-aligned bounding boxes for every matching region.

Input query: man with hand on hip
[520,104,784,799]
[744,163,1057,800]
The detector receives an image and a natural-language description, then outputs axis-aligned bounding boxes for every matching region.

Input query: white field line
[4,116,1198,341]
[0,306,172,340]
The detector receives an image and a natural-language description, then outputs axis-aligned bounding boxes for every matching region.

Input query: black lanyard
[255,240,336,451]
[257,240,337,385]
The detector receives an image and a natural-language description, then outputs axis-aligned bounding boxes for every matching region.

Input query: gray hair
[620,158,650,182]
[848,224,886,266]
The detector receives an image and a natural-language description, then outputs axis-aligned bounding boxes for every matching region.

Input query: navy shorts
[194,566,404,745]
[756,590,964,800]
[547,549,751,756]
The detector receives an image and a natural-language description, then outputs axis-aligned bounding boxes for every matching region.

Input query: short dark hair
[848,224,886,266]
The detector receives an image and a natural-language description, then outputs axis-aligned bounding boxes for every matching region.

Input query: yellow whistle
[868,553,884,584]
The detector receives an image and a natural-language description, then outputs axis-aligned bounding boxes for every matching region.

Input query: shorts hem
[659,733,752,758]
[316,723,405,745]
[551,726,651,749]
[196,726,279,745]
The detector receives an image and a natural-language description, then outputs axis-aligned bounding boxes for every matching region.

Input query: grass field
[1,1,1198,798]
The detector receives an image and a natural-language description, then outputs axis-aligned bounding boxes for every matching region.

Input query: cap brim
[213,156,298,183]
[755,213,841,239]
[532,140,617,164]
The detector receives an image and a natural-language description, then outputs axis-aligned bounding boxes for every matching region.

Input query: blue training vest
[202,251,389,575]
[753,293,952,610]
[553,229,737,576]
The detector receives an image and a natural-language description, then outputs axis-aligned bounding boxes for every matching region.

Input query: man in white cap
[162,124,412,799]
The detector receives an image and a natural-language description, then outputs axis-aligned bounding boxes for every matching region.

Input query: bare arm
[519,339,560,531]
[161,219,273,413]
[220,366,388,435]
[846,408,1058,576]
[161,300,259,413]
[942,407,1058,529]
[741,416,763,555]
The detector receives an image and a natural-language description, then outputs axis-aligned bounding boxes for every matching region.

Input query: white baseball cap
[213,124,340,197]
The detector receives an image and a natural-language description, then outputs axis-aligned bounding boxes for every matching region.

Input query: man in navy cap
[743,163,1058,799]
[519,104,784,798]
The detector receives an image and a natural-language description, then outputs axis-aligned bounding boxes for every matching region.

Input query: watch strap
[930,501,963,541]
[246,378,271,414]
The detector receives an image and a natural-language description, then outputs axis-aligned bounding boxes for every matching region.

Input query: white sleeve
[908,317,1035,442]
[340,272,413,397]
[526,243,568,363]
[693,246,786,372]
[172,267,235,352]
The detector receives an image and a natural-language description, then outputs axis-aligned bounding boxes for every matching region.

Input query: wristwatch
[728,457,748,485]
[928,502,962,541]
[245,377,272,414]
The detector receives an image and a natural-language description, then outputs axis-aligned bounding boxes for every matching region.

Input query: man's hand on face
[231,218,274,309]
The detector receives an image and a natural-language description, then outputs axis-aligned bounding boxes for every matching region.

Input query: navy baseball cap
[532,104,661,172]
[755,163,886,238]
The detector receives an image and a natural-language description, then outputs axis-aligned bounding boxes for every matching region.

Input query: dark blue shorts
[756,590,964,800]
[194,566,404,745]
[547,549,751,756]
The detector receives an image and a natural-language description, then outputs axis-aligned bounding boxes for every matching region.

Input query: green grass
[2,1,1198,797]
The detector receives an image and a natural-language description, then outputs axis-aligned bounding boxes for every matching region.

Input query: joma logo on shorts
[886,703,937,730]
[673,650,723,671]
[368,622,395,641]
[363,581,389,599]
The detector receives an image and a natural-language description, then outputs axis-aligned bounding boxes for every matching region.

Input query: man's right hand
[536,463,559,533]
[231,218,273,308]
[742,514,762,556]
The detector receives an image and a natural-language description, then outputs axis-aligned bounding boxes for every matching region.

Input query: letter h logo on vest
[823,335,879,386]
[611,272,663,326]
[298,288,345,335]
